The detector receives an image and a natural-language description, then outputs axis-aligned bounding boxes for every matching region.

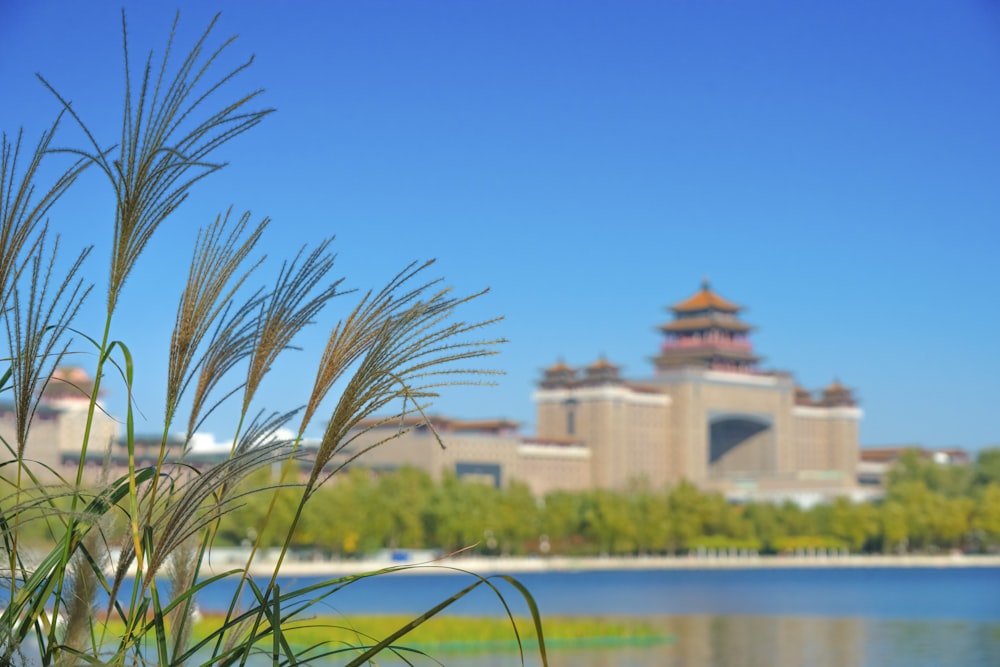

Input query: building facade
[0,367,120,479]
[343,416,592,496]
[534,282,861,500]
[8,283,864,502]
[348,281,864,502]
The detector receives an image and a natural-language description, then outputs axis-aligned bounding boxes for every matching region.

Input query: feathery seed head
[241,241,341,414]
[166,208,266,427]
[39,12,273,314]
[306,273,504,492]
[3,233,91,456]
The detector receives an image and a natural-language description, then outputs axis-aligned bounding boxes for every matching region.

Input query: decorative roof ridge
[622,381,664,394]
[350,415,520,432]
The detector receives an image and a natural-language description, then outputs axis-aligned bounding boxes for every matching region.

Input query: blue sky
[2,1,999,450]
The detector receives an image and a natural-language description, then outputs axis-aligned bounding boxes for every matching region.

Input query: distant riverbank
[203,552,1000,578]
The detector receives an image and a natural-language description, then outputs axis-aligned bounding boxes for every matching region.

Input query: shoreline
[202,553,1000,578]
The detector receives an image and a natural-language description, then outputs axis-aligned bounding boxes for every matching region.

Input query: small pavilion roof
[544,359,574,373]
[586,356,619,371]
[824,379,848,393]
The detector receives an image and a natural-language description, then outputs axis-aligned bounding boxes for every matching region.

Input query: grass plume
[166,208,266,429]
[0,11,546,667]
[241,241,341,416]
[40,11,273,315]
[4,233,91,455]
[0,124,86,311]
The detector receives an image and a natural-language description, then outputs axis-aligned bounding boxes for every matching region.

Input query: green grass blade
[1,466,157,642]
[342,578,483,667]
[150,579,170,667]
[496,574,548,666]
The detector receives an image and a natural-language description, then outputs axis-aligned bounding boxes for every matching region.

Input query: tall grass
[0,11,546,666]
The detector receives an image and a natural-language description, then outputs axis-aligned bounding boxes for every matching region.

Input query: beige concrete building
[344,417,592,496]
[0,367,120,479]
[10,283,862,503]
[347,281,863,502]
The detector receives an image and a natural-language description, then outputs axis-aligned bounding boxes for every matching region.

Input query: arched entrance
[708,414,775,477]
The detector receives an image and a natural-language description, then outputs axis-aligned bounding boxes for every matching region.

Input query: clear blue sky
[2,1,999,450]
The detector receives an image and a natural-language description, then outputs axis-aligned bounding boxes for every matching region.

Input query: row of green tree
[216,448,1000,557]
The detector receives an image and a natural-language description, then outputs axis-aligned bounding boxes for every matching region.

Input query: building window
[455,462,501,488]
[563,397,578,436]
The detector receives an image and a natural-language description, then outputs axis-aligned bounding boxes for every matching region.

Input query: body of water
[192,565,1000,666]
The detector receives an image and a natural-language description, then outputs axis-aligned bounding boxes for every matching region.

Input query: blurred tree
[627,479,668,555]
[879,499,909,553]
[974,449,1000,488]
[743,502,786,553]
[218,462,1000,557]
[219,468,302,548]
[494,481,539,555]
[377,466,433,549]
[927,495,974,550]
[825,497,876,552]
[323,467,392,555]
[888,480,936,550]
[581,489,636,555]
[775,501,816,538]
[700,492,753,541]
[972,483,1000,549]
[665,481,705,554]
[426,473,498,554]
[887,448,972,497]
[539,490,585,554]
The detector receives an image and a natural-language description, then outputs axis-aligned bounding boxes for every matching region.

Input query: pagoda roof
[581,355,622,386]
[824,379,848,393]
[654,346,761,365]
[659,316,752,334]
[544,359,574,373]
[670,280,742,313]
[586,356,618,370]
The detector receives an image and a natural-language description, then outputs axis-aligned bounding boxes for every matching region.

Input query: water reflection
[658,615,998,667]
[661,615,864,667]
[411,615,1000,667]
[217,614,1000,666]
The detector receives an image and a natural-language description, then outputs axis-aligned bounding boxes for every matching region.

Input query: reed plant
[0,11,546,666]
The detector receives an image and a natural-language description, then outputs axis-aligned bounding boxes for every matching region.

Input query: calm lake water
[195,566,1000,666]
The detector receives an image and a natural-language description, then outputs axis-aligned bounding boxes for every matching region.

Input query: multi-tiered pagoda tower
[532,280,863,501]
[654,279,760,373]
